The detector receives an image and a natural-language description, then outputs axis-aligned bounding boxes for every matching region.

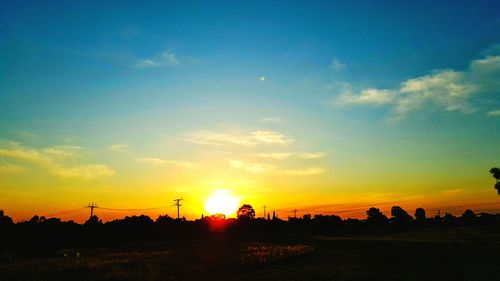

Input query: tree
[391,206,413,223]
[490,167,500,194]
[237,204,256,220]
[366,207,388,224]
[415,207,426,222]
[461,209,477,224]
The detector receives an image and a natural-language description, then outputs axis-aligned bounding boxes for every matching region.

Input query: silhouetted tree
[490,167,500,194]
[391,206,413,223]
[237,204,256,220]
[303,214,312,221]
[156,214,174,223]
[0,210,13,226]
[415,207,426,222]
[461,209,477,225]
[84,215,103,226]
[366,207,388,224]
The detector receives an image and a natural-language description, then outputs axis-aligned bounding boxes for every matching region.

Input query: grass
[2,229,500,280]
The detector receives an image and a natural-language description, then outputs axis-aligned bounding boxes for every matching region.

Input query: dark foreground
[1,229,500,281]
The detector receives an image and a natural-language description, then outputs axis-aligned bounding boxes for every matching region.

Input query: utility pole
[87,202,98,218]
[263,205,268,219]
[292,209,298,218]
[173,198,183,219]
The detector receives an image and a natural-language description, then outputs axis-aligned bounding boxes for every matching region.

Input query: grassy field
[1,229,500,281]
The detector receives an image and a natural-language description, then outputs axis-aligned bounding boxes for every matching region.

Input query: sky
[1,1,499,222]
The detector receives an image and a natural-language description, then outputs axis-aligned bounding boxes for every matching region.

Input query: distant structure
[173,198,183,219]
[87,203,98,219]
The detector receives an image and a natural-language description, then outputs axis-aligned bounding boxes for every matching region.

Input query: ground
[1,229,500,281]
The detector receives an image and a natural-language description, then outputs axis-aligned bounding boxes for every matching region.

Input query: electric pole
[87,202,98,219]
[263,205,268,219]
[292,209,298,218]
[173,198,183,219]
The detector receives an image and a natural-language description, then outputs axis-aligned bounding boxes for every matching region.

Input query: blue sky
[0,1,499,220]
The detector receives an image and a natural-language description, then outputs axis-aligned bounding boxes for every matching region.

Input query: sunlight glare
[204,189,241,217]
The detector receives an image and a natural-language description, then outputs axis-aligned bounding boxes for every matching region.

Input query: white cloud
[110,143,128,152]
[135,49,181,68]
[258,152,325,160]
[298,152,325,159]
[470,55,500,73]
[53,164,115,181]
[251,130,294,145]
[397,70,477,114]
[281,167,325,176]
[184,130,294,147]
[0,142,114,180]
[260,117,282,124]
[333,54,500,119]
[137,157,193,168]
[487,109,500,116]
[338,88,395,105]
[258,153,292,160]
[228,159,275,174]
[330,58,345,71]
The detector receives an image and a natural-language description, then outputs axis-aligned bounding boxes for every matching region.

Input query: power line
[87,203,98,219]
[99,205,172,212]
[173,198,183,219]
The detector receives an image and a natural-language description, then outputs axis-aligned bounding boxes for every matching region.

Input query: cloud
[53,164,115,180]
[110,143,128,152]
[228,159,275,174]
[184,130,294,147]
[257,152,325,160]
[260,117,282,124]
[338,88,395,105]
[135,49,180,68]
[487,109,500,116]
[136,157,193,168]
[258,153,292,160]
[298,152,325,159]
[0,142,114,180]
[251,130,294,145]
[330,58,345,71]
[396,70,477,114]
[470,55,500,73]
[281,167,325,176]
[333,55,500,118]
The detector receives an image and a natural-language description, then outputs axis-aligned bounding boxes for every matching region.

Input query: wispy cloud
[53,164,115,180]
[0,142,114,180]
[487,109,500,116]
[110,143,128,152]
[330,58,345,71]
[135,49,180,68]
[333,55,500,119]
[257,152,325,160]
[136,157,193,168]
[184,130,294,147]
[251,131,294,145]
[338,89,395,105]
[228,159,275,174]
[281,167,325,176]
[258,153,292,160]
[297,152,325,159]
[260,117,282,124]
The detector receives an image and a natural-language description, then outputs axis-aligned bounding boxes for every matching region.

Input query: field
[1,229,500,281]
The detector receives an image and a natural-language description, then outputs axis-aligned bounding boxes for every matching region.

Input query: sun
[204,189,241,217]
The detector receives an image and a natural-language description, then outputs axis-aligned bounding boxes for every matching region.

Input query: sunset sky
[1,1,499,222]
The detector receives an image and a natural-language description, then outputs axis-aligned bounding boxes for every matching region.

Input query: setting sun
[204,190,241,217]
